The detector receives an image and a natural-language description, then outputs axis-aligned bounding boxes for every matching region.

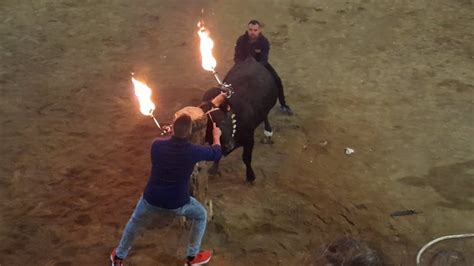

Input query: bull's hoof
[280,105,294,116]
[246,170,256,184]
[245,179,255,185]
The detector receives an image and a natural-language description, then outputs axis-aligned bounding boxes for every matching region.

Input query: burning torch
[197,22,234,98]
[131,77,162,130]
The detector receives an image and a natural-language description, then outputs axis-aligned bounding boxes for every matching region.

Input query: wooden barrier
[174,107,213,221]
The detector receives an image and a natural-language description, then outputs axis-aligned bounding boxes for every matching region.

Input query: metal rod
[212,71,222,85]
[416,233,474,265]
[207,113,215,123]
[151,114,162,129]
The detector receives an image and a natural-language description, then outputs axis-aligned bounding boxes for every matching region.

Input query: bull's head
[200,87,236,155]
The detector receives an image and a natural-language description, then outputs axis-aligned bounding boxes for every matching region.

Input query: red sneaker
[110,248,124,266]
[186,250,212,266]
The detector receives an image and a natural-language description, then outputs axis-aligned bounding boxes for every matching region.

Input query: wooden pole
[174,107,213,220]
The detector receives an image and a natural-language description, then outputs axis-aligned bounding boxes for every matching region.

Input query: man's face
[247,24,261,40]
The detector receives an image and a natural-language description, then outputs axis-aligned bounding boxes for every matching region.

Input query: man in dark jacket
[110,114,222,266]
[234,20,293,115]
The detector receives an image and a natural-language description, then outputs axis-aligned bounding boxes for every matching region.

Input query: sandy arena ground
[0,0,473,265]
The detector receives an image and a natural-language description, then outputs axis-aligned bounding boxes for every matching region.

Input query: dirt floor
[1,0,473,265]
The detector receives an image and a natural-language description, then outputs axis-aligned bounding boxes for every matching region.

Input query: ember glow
[197,22,217,72]
[131,77,155,116]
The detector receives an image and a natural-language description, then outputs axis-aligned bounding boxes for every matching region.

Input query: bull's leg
[208,159,220,175]
[262,117,274,144]
[264,117,273,136]
[242,136,256,183]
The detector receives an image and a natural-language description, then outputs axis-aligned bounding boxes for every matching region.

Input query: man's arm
[211,123,221,146]
[191,123,222,162]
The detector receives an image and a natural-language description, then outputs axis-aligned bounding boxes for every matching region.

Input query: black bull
[199,57,278,183]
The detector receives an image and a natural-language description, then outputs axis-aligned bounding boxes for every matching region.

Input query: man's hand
[211,92,227,107]
[212,123,221,146]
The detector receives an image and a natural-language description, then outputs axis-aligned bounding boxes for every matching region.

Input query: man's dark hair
[248,20,261,26]
[173,114,192,139]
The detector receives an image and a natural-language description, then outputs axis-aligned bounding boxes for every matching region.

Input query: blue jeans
[115,195,207,258]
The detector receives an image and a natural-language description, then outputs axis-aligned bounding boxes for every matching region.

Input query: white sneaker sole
[184,256,211,266]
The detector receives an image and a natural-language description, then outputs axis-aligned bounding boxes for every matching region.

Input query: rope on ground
[416,233,474,265]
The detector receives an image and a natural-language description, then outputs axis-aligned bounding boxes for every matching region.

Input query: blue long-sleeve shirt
[143,136,221,209]
[234,33,270,63]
